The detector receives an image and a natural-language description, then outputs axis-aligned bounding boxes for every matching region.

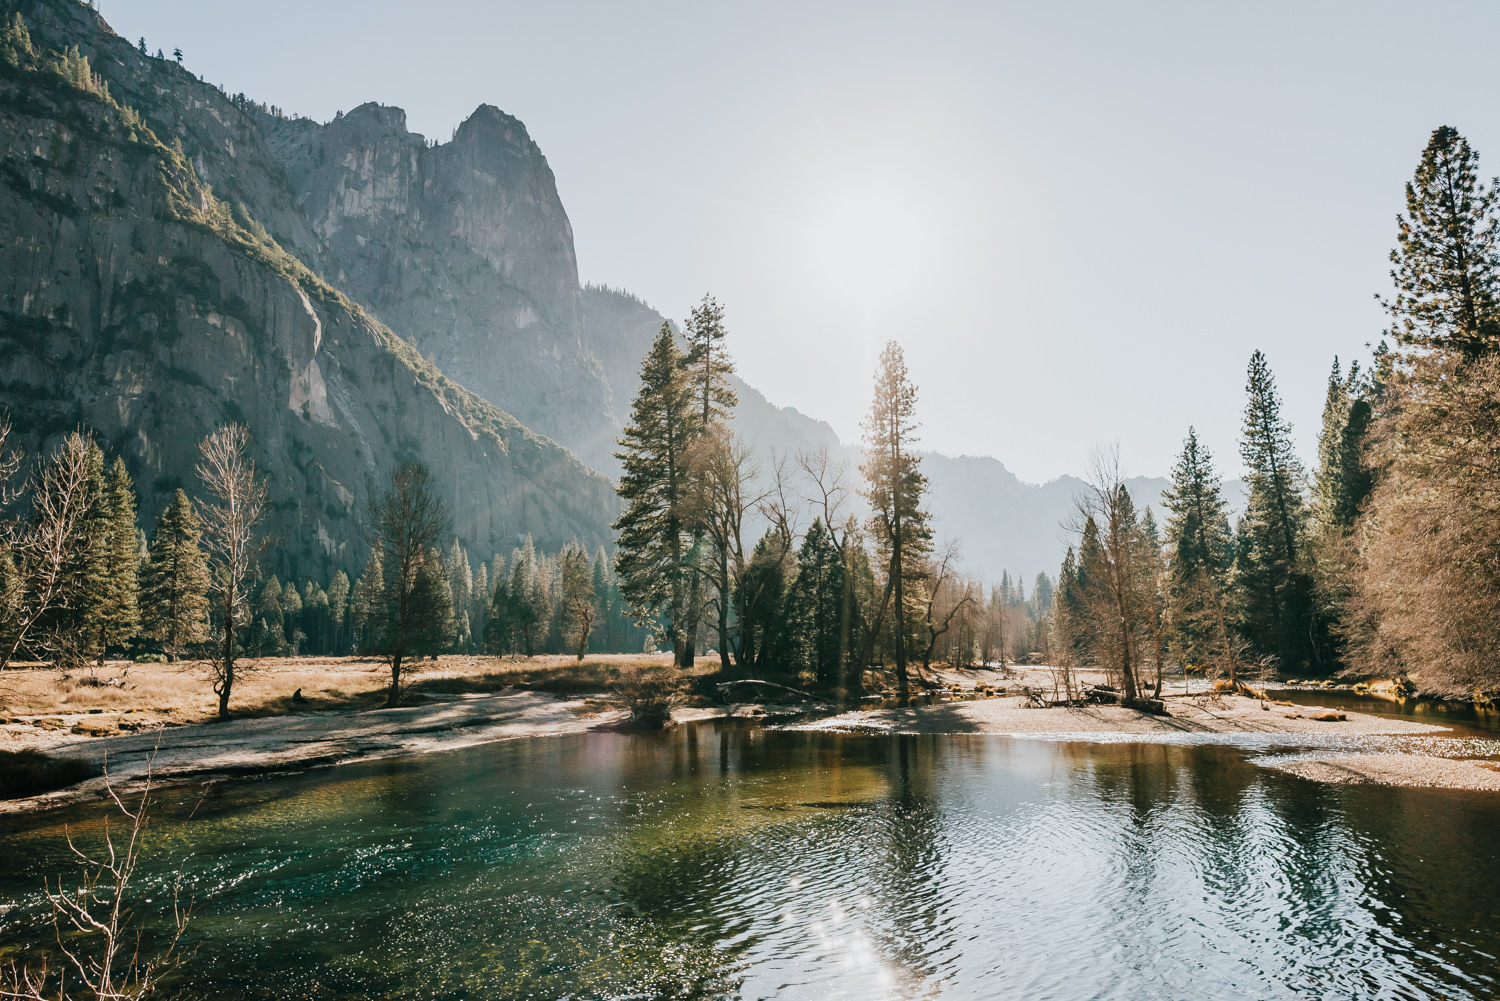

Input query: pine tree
[737,529,791,671]
[327,570,351,653]
[861,340,932,695]
[683,294,737,430]
[780,519,848,691]
[253,576,286,655]
[140,489,210,659]
[507,537,540,655]
[1383,125,1500,356]
[1,13,35,68]
[411,546,454,658]
[483,570,512,654]
[97,458,140,655]
[280,579,303,654]
[445,539,473,651]
[614,325,699,664]
[353,550,384,652]
[1238,351,1317,671]
[1163,428,1237,678]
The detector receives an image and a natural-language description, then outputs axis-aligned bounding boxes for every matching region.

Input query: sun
[802,181,936,306]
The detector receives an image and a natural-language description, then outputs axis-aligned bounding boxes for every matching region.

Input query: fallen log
[715,679,815,702]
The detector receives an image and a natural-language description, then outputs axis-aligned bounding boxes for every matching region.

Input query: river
[1,721,1497,999]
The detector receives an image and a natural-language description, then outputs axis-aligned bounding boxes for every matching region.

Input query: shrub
[611,667,682,730]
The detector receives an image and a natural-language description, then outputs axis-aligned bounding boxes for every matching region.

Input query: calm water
[2,724,1499,1000]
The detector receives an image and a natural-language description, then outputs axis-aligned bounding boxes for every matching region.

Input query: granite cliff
[0,0,615,578]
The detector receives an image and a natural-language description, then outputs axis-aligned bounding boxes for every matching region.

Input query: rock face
[0,0,616,578]
[266,104,616,465]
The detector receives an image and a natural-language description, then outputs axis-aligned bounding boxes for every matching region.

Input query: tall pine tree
[1162,429,1237,678]
[1237,351,1318,672]
[1383,125,1500,356]
[614,325,699,665]
[140,489,210,659]
[861,341,932,695]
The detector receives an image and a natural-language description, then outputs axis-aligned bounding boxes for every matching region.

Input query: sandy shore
[1268,753,1500,791]
[788,693,1446,738]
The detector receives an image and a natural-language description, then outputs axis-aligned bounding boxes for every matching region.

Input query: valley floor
[0,659,1492,814]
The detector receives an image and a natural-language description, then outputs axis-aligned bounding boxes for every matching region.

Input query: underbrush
[610,667,685,729]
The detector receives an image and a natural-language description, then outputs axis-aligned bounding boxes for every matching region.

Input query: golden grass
[0,653,687,734]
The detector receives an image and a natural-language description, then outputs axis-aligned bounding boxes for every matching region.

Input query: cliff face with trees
[0,0,614,579]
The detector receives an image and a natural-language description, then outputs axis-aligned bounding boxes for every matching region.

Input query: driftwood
[1084,684,1166,715]
[715,679,815,702]
[1021,686,1089,708]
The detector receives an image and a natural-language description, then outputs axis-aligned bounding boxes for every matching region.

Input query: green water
[2,724,1499,999]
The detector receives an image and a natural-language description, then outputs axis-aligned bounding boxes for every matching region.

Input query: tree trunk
[388,652,403,707]
[218,598,234,719]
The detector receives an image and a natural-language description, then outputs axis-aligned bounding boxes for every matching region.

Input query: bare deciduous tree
[1069,445,1164,706]
[196,424,267,720]
[689,428,762,671]
[0,752,189,1000]
[0,428,97,673]
[918,542,977,672]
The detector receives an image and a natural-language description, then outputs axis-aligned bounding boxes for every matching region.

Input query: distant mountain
[577,290,1244,583]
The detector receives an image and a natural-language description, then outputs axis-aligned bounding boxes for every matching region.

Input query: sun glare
[803,182,936,305]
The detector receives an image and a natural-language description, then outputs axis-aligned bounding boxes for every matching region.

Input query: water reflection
[0,724,1497,999]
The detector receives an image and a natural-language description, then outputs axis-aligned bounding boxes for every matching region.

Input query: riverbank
[0,687,727,815]
[788,690,1444,738]
[3,660,1496,813]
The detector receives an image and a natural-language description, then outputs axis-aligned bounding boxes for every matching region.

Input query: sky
[101,0,1500,483]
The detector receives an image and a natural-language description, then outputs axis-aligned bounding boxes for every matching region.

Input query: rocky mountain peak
[337,101,411,137]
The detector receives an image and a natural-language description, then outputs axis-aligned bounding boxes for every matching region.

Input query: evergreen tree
[67,439,110,661]
[412,546,455,658]
[780,519,848,691]
[353,551,384,652]
[1312,359,1374,533]
[1163,428,1237,677]
[508,537,541,655]
[2,13,35,68]
[253,575,286,655]
[327,570,352,653]
[98,457,140,655]
[445,538,473,651]
[280,578,303,654]
[737,529,791,671]
[140,489,210,659]
[1237,351,1317,671]
[483,570,513,655]
[614,325,699,665]
[1383,125,1500,356]
[860,341,932,695]
[683,294,737,430]
[590,548,611,653]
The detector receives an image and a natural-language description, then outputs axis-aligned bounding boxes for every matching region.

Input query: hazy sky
[103,1,1500,483]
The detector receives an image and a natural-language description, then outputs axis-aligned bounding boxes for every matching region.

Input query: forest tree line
[1052,124,1500,698]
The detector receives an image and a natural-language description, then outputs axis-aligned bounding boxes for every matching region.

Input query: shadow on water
[1,722,1498,1000]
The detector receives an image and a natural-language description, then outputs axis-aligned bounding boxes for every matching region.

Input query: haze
[102,0,1500,481]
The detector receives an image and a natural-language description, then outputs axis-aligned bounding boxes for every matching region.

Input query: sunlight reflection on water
[0,724,1496,1000]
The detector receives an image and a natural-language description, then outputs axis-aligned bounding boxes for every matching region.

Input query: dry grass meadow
[0,653,704,745]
